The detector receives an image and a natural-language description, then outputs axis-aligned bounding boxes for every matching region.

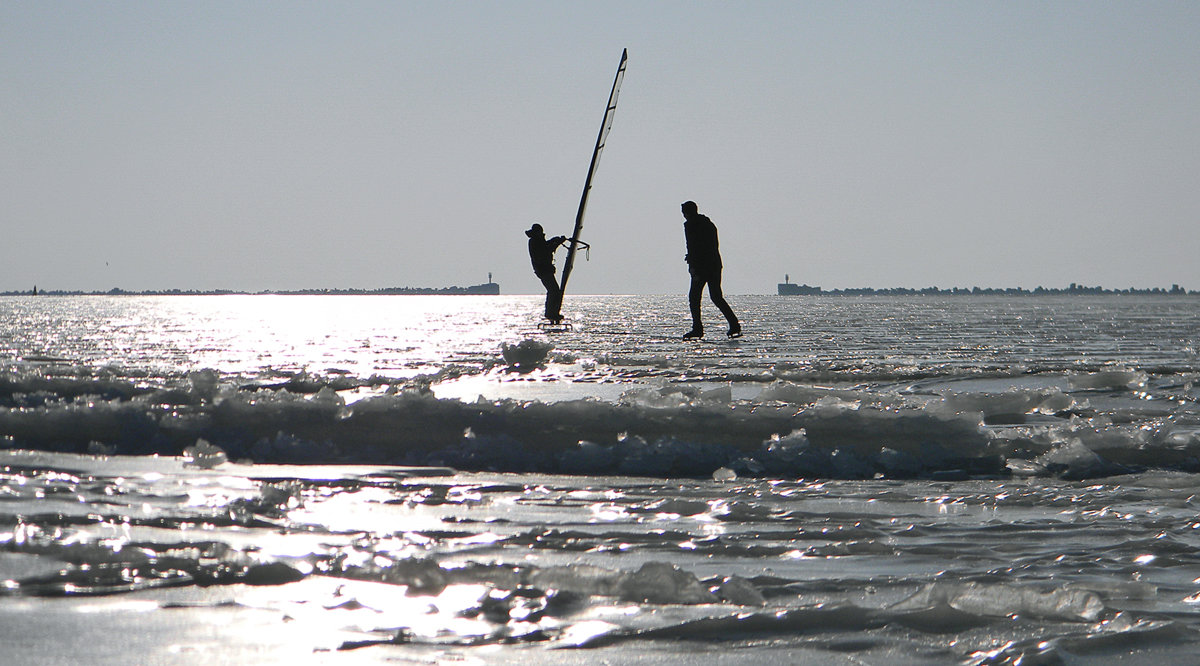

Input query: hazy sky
[4,2,1198,294]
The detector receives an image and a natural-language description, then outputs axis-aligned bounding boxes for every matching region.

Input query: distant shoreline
[775,284,1195,296]
[1,285,1195,297]
[2,284,504,297]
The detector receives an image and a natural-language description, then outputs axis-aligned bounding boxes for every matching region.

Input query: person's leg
[707,270,741,336]
[685,273,705,337]
[547,284,563,322]
[538,272,562,320]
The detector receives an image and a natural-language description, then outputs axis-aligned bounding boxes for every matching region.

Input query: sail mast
[558,48,627,297]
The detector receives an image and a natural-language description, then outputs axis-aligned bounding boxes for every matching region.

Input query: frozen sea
[2,293,1199,664]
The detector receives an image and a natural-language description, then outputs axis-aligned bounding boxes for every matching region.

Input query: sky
[3,1,1199,295]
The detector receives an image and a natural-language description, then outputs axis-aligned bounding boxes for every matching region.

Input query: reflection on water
[1,294,1199,662]
[4,451,1200,662]
[2,295,527,379]
[3,295,1199,383]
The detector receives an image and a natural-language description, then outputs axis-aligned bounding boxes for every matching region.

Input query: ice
[711,466,737,482]
[3,293,1200,662]
[619,385,710,408]
[712,575,766,606]
[3,443,1199,660]
[1035,438,1112,479]
[1069,369,1149,390]
[559,440,618,475]
[757,381,864,407]
[619,562,715,604]
[182,438,227,469]
[893,582,1104,622]
[0,376,1016,478]
[937,388,1074,419]
[501,339,554,372]
[188,369,220,401]
[0,339,1197,480]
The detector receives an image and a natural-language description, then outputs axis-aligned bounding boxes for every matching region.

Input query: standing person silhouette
[680,201,741,339]
[526,223,568,323]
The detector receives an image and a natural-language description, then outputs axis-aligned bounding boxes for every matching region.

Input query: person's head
[525,223,545,238]
[681,201,698,218]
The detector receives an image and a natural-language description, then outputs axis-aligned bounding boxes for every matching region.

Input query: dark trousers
[688,267,738,331]
[537,270,563,321]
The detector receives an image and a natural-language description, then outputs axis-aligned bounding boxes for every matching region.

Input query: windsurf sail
[558,48,627,299]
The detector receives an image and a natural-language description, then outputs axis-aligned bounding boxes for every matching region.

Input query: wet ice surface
[3,450,1200,664]
[1,293,1199,662]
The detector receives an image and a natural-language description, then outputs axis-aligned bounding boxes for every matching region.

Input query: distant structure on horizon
[463,273,500,295]
[777,275,821,295]
[774,277,1193,296]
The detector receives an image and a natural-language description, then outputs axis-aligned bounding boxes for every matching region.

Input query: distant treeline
[1,285,501,296]
[783,283,1194,296]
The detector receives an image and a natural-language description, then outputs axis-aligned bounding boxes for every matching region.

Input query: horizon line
[2,284,1196,297]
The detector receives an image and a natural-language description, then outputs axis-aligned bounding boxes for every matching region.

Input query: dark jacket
[684,214,722,273]
[529,235,566,276]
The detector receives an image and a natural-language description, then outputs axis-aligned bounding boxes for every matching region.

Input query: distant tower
[488,272,493,284]
[32,285,37,296]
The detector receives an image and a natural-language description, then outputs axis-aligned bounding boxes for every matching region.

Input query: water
[2,294,1199,663]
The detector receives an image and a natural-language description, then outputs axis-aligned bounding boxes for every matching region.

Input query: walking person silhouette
[525,223,568,323]
[679,201,741,339]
